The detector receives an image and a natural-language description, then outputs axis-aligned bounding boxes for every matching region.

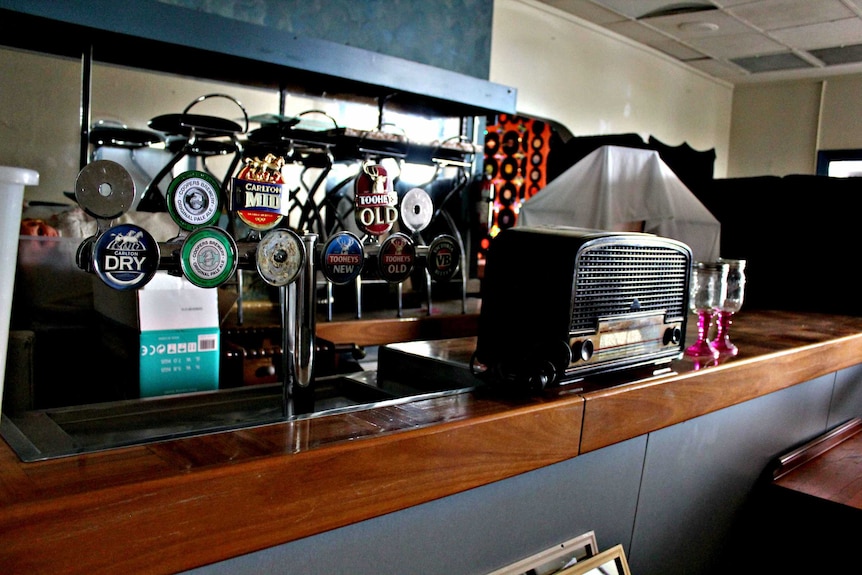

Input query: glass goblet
[711,258,746,356]
[685,261,728,358]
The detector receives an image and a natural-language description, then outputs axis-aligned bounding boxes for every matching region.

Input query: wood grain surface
[3,309,862,573]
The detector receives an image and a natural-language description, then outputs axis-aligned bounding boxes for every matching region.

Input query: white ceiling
[537,0,862,83]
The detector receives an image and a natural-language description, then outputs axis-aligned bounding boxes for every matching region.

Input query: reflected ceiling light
[678,21,719,32]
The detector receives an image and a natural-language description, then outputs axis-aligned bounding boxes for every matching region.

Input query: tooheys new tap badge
[355,161,398,236]
[232,154,290,231]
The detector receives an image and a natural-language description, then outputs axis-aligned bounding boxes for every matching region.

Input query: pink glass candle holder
[685,261,728,359]
[710,259,746,356]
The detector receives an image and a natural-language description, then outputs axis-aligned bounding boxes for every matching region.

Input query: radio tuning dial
[664,326,683,345]
[572,339,594,362]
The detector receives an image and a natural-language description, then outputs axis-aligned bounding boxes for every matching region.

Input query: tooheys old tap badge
[355,161,398,236]
[378,232,415,283]
[232,153,289,231]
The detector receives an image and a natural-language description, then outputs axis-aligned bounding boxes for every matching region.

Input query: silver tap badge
[256,228,305,286]
[354,161,398,236]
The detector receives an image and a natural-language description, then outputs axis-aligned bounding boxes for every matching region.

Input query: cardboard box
[94,272,220,397]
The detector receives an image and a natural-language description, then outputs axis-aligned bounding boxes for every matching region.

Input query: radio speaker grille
[571,244,689,333]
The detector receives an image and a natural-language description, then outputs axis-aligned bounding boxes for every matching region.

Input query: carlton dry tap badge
[354,161,398,236]
[92,223,160,290]
[232,153,289,231]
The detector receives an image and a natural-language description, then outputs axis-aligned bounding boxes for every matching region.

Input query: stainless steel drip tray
[0,373,472,462]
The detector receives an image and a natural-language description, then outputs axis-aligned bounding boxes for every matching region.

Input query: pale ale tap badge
[179,226,238,288]
[232,153,290,231]
[354,161,398,237]
[166,170,223,231]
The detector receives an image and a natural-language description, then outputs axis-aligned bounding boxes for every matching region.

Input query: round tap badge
[180,226,238,288]
[427,234,461,283]
[354,162,398,237]
[321,231,364,285]
[92,223,160,290]
[166,170,223,231]
[75,160,136,220]
[232,154,289,231]
[378,232,416,283]
[400,187,433,234]
[256,228,305,287]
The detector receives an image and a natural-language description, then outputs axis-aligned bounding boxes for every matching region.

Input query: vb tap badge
[232,153,289,231]
[354,161,398,237]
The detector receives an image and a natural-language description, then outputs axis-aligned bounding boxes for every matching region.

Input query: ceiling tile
[684,57,749,78]
[639,10,755,39]
[541,0,628,24]
[586,0,717,19]
[728,0,854,31]
[769,18,862,50]
[686,31,786,58]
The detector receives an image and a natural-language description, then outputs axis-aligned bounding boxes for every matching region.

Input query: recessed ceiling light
[678,21,719,32]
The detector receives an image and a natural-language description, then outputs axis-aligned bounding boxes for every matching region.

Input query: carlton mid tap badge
[354,161,398,237]
[232,153,289,231]
[92,223,160,290]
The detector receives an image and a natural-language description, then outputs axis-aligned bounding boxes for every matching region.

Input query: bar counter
[3,309,862,574]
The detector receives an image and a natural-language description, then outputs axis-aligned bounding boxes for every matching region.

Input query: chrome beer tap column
[295,233,318,388]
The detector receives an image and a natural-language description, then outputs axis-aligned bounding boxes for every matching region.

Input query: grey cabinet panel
[630,373,834,575]
[181,436,647,575]
[828,363,862,428]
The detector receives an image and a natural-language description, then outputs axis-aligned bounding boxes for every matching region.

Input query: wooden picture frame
[557,543,631,575]
[486,531,599,575]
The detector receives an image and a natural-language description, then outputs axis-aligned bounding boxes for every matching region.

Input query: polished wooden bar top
[3,309,862,574]
[772,418,862,511]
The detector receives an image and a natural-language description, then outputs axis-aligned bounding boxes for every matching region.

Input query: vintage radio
[474,225,692,391]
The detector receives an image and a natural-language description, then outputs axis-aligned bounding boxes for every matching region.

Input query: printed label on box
[139,328,219,397]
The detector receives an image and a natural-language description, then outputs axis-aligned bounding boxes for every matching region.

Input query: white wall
[490,0,734,177]
[726,81,822,177]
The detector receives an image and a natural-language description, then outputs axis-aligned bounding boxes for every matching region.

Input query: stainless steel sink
[0,372,471,462]
[1,337,481,462]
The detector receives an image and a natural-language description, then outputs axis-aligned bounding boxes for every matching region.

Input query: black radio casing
[475,225,692,391]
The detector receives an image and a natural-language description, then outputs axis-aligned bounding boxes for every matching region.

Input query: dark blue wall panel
[157,0,493,80]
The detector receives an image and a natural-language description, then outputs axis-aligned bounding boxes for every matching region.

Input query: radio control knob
[664,326,682,345]
[572,339,594,362]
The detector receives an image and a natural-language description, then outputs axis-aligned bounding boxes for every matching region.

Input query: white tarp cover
[517,145,721,262]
